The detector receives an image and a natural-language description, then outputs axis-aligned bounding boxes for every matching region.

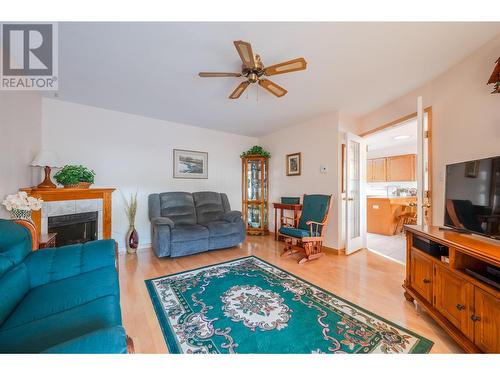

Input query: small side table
[39,233,57,249]
[273,203,302,241]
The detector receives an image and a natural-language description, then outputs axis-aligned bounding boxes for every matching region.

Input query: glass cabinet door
[247,159,262,201]
[242,156,269,235]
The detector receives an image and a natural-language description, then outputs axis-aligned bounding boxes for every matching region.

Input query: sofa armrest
[222,210,242,223]
[151,217,175,228]
[42,326,128,354]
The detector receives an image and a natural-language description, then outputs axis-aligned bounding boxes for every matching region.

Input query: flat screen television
[444,156,500,239]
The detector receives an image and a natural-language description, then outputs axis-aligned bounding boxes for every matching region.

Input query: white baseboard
[118,242,152,254]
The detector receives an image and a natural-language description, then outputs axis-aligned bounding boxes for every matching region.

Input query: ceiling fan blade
[264,57,307,76]
[233,40,256,68]
[229,81,250,99]
[199,72,242,77]
[258,79,288,97]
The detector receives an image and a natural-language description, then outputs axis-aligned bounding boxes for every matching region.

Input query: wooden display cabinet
[241,155,269,236]
[403,225,500,353]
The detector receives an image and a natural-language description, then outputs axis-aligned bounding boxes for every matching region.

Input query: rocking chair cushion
[297,194,331,231]
[279,227,320,238]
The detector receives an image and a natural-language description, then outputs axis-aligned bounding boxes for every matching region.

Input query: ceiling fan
[199,40,307,99]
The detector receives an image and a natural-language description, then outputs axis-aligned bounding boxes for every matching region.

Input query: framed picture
[173,149,208,179]
[464,160,479,178]
[286,152,301,176]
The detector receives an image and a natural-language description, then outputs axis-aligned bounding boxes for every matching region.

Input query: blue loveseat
[148,191,245,258]
[0,219,128,353]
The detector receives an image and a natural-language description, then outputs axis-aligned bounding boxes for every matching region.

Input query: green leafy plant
[54,165,96,186]
[240,145,271,158]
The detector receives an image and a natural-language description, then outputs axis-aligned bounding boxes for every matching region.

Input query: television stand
[403,225,499,353]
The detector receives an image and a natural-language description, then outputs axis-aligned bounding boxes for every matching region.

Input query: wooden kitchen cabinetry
[367,158,387,182]
[404,225,500,353]
[366,154,415,182]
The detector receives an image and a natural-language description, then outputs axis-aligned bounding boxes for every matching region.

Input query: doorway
[360,107,432,263]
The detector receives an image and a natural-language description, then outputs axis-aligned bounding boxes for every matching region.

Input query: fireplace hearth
[48,211,98,247]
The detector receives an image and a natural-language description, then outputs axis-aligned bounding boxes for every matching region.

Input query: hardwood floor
[118,235,463,353]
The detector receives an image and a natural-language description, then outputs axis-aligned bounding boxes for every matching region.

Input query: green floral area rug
[145,256,433,354]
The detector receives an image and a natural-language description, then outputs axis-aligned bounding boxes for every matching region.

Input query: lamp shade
[31,150,61,168]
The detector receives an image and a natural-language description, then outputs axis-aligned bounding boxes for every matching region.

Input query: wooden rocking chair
[279,194,332,264]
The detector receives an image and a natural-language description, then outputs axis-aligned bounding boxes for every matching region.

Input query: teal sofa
[0,219,128,353]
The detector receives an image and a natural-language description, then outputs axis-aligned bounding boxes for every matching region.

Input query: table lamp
[31,150,61,189]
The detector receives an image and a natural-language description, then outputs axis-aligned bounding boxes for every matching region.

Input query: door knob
[408,202,417,207]
[422,278,431,284]
[471,315,481,322]
[456,304,465,311]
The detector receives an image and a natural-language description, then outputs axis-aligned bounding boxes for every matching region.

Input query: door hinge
[424,130,430,138]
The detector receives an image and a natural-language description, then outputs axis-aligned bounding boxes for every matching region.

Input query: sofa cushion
[171,224,209,243]
[203,221,241,237]
[0,264,29,326]
[279,226,320,238]
[159,192,197,225]
[1,265,120,330]
[193,192,226,224]
[0,219,32,277]
[0,294,121,353]
[42,326,127,354]
[24,239,116,288]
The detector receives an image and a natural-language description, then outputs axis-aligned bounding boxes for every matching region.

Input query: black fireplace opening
[48,211,98,247]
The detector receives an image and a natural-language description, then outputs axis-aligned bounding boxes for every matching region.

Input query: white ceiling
[46,22,500,136]
[365,118,417,157]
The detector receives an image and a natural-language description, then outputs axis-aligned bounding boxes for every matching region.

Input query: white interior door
[345,132,367,254]
[416,97,431,226]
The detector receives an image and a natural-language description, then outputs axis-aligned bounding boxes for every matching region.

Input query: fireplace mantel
[20,187,115,239]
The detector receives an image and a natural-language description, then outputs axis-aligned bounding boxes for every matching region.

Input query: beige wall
[41,98,257,250]
[0,92,42,218]
[260,112,343,249]
[358,33,500,225]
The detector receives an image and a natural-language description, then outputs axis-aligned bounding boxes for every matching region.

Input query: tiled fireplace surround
[41,199,104,239]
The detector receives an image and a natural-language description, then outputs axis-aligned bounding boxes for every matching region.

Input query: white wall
[260,112,342,249]
[0,92,42,218]
[358,33,500,225]
[41,98,257,250]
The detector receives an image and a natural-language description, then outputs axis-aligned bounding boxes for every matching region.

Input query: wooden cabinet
[386,154,416,181]
[242,155,269,235]
[366,154,415,182]
[367,158,386,182]
[433,265,474,339]
[410,250,433,303]
[473,288,499,353]
[404,225,500,353]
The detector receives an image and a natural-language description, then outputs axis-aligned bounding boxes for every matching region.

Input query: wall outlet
[320,165,327,174]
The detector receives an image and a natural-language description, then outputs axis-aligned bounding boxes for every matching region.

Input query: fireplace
[48,211,98,247]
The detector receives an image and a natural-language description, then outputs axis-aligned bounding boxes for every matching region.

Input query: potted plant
[240,145,271,158]
[54,165,96,189]
[123,192,138,254]
[2,191,43,221]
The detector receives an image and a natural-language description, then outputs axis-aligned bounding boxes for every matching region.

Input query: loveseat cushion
[24,239,116,288]
[159,192,197,225]
[171,224,209,243]
[203,221,242,237]
[42,326,127,354]
[0,219,32,277]
[0,294,121,353]
[0,264,30,326]
[193,192,226,224]
[1,265,120,330]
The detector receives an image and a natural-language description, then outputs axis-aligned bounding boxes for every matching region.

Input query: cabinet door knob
[471,315,481,322]
[456,304,465,311]
[422,278,431,284]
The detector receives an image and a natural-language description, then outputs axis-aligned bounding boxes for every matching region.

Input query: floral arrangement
[124,192,138,227]
[240,145,271,158]
[2,192,43,221]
